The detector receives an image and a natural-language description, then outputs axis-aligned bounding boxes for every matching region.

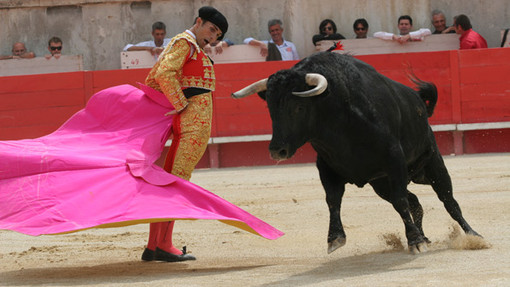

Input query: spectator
[45,37,63,59]
[353,18,369,38]
[243,19,299,61]
[431,10,455,34]
[312,19,345,45]
[454,14,488,49]
[0,42,35,60]
[204,38,234,55]
[502,28,510,47]
[374,15,431,44]
[123,21,171,57]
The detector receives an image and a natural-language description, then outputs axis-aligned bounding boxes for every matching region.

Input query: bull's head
[232,71,328,161]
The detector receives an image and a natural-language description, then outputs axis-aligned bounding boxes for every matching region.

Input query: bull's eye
[294,105,305,115]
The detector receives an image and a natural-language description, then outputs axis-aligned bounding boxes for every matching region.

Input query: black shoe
[141,248,155,261]
[155,246,196,262]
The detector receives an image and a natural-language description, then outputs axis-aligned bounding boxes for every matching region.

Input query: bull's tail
[408,72,438,117]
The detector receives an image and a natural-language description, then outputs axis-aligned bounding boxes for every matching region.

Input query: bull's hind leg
[370,178,427,253]
[424,151,481,237]
[317,157,346,254]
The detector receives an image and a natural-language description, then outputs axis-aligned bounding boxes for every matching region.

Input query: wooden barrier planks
[212,61,295,137]
[0,55,83,77]
[0,72,86,140]
[458,48,510,123]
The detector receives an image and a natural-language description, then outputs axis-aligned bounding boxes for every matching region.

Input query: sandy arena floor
[1,153,509,287]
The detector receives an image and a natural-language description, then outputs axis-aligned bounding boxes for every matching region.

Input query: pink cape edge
[0,84,284,240]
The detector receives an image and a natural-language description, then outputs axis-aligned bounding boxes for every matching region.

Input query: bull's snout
[269,142,294,160]
[270,147,290,160]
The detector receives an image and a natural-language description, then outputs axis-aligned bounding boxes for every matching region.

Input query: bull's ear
[257,91,267,101]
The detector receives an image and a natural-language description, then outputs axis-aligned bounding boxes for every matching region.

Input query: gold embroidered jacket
[145,31,215,112]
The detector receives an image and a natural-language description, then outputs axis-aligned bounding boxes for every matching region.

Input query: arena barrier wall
[1,48,509,168]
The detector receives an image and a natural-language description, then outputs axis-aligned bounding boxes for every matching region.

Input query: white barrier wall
[120,51,157,69]
[121,45,265,69]
[208,45,265,64]
[0,55,83,77]
[316,34,460,55]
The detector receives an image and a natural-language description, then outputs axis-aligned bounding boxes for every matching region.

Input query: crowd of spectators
[0,37,63,61]
[0,9,493,63]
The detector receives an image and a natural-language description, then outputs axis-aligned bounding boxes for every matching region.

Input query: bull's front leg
[326,186,346,254]
[317,157,346,254]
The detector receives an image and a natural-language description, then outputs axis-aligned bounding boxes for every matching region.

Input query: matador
[142,6,228,262]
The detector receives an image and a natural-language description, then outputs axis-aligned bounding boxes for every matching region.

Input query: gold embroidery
[145,31,216,110]
[146,34,194,111]
[168,93,213,180]
[145,32,215,181]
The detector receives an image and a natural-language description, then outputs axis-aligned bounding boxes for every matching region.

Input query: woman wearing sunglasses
[353,18,369,39]
[312,19,345,46]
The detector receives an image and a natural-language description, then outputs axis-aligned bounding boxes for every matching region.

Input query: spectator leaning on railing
[312,19,346,46]
[0,42,35,60]
[123,21,171,57]
[431,9,456,34]
[45,37,63,59]
[374,15,431,44]
[243,19,299,61]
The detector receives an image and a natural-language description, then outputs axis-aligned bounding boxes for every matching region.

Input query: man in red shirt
[454,14,488,49]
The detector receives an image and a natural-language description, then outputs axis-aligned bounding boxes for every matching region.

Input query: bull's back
[349,56,436,159]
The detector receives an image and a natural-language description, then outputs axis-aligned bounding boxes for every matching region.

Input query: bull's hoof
[409,242,428,255]
[468,230,483,238]
[327,237,346,254]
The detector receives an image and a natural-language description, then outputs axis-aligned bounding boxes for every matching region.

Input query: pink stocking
[157,221,182,255]
[146,222,160,251]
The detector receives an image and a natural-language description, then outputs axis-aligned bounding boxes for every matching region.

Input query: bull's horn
[231,78,268,99]
[292,73,328,97]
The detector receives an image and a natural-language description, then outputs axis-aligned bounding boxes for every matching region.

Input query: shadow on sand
[257,249,440,287]
[0,260,270,286]
[1,248,452,286]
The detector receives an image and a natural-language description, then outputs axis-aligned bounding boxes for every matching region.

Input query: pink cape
[0,84,283,240]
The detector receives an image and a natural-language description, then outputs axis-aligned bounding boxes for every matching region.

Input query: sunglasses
[50,46,62,51]
[322,26,333,31]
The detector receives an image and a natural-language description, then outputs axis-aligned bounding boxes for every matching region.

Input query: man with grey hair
[431,9,455,34]
[123,21,171,57]
[243,19,299,61]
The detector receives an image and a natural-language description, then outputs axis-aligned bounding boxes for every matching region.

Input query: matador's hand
[165,110,178,116]
[165,104,187,116]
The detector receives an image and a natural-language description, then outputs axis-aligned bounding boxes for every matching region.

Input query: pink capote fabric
[0,84,283,240]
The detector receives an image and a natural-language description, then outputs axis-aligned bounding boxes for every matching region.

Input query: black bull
[232,52,481,254]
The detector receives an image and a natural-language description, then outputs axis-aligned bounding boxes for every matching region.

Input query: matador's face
[194,18,222,49]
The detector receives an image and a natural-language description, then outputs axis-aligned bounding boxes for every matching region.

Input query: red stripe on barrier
[1,49,510,167]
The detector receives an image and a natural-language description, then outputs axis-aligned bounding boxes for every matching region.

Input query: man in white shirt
[123,21,171,57]
[244,19,299,61]
[374,15,431,44]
